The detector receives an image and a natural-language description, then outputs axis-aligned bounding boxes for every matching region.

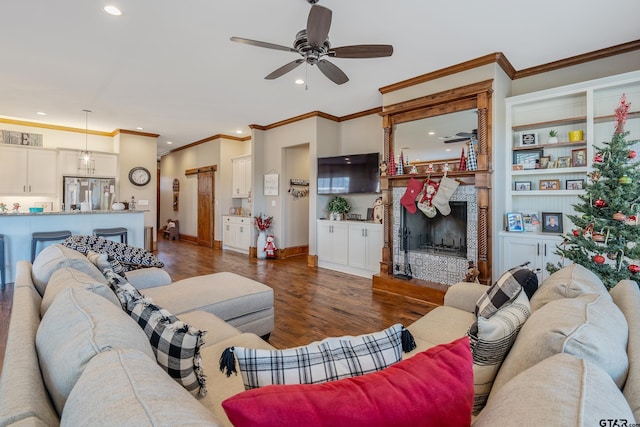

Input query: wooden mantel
[377,80,494,290]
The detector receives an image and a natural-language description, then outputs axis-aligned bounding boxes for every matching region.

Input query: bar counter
[0,210,144,283]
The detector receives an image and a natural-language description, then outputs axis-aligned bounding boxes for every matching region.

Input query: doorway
[283,144,310,255]
[197,166,216,247]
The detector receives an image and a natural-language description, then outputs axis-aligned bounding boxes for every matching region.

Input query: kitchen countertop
[0,210,146,216]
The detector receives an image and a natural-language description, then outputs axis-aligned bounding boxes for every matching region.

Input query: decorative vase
[257,231,267,259]
[336,213,343,221]
[547,136,558,144]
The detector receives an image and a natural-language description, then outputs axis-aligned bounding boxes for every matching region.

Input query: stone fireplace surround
[393,185,478,285]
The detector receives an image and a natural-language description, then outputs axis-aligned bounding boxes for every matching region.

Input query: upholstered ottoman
[141,272,275,339]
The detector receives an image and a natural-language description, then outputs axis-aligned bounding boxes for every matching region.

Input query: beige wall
[283,144,310,248]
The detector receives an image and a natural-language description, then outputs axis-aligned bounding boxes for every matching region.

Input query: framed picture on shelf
[539,156,551,169]
[541,212,563,233]
[539,179,560,190]
[572,148,587,167]
[556,156,571,168]
[522,212,541,232]
[514,181,531,191]
[513,149,543,170]
[566,179,585,190]
[506,212,524,232]
[519,132,538,147]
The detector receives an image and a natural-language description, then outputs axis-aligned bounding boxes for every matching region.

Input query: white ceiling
[1,1,639,156]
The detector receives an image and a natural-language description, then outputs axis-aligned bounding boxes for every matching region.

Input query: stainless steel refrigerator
[63,176,116,211]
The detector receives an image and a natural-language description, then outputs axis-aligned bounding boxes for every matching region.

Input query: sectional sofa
[0,243,638,426]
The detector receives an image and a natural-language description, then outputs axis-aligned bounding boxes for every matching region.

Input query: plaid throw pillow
[468,290,531,414]
[130,300,207,397]
[475,264,538,319]
[222,324,406,390]
[97,264,144,313]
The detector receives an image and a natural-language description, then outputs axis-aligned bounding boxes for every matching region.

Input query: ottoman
[141,272,275,339]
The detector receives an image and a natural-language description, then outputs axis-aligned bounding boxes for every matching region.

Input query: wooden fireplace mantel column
[378,80,494,286]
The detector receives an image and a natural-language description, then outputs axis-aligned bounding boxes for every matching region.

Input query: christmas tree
[548,94,640,289]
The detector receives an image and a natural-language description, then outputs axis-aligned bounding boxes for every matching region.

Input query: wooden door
[197,169,215,247]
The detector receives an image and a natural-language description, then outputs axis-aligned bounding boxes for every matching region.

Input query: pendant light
[78,109,95,174]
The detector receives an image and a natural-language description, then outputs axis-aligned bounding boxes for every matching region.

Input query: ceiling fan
[230,0,393,85]
[441,129,478,144]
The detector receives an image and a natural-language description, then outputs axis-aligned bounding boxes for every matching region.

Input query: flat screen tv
[317,152,380,195]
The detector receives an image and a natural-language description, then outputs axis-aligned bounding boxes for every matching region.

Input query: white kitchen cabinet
[348,222,383,271]
[317,220,349,266]
[0,146,57,194]
[317,220,383,277]
[59,150,118,177]
[500,232,569,282]
[232,155,251,198]
[222,215,251,253]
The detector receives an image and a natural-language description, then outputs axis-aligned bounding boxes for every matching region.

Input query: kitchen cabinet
[317,220,383,277]
[232,156,251,198]
[500,232,569,282]
[59,150,118,177]
[0,146,57,194]
[222,215,251,253]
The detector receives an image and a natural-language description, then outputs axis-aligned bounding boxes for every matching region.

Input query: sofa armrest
[124,268,172,290]
[444,282,487,313]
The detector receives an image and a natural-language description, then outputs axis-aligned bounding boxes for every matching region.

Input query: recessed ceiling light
[166,141,173,145]
[104,5,122,16]
[236,130,243,134]
[428,131,435,135]
[295,79,304,85]
[36,112,47,116]
[445,148,451,152]
[136,127,143,130]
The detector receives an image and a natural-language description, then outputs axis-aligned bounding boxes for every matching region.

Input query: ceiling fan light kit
[230,3,393,85]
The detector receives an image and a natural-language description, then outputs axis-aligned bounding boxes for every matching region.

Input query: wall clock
[128,167,151,186]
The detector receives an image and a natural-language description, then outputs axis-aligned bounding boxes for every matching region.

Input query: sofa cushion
[224,324,406,390]
[61,349,219,427]
[530,263,609,311]
[475,264,537,318]
[492,293,629,393]
[63,235,164,271]
[36,287,155,414]
[474,354,634,427]
[222,337,473,427]
[31,244,106,296]
[129,299,207,397]
[40,266,121,316]
[468,290,531,414]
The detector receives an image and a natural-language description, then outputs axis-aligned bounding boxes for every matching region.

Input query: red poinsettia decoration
[254,214,273,231]
[614,93,631,133]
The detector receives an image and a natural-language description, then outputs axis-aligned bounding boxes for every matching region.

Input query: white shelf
[511,190,585,196]
[512,167,587,176]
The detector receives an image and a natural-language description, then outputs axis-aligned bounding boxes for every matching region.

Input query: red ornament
[573,229,580,237]
[593,154,605,164]
[629,264,640,274]
[629,150,637,159]
[593,255,606,265]
[594,198,607,208]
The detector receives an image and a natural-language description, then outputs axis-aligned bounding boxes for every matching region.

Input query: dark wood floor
[0,237,438,372]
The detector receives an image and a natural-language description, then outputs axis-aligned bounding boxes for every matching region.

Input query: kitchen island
[0,210,144,283]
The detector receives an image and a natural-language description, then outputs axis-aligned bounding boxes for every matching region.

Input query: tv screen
[317,153,380,195]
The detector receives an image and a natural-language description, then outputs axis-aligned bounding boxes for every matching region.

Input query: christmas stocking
[400,177,423,214]
[432,176,460,216]
[417,179,439,218]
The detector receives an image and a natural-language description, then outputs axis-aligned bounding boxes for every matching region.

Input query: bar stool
[31,230,72,262]
[93,227,128,244]
[0,234,5,289]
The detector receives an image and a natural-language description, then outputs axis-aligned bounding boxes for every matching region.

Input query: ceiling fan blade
[456,129,478,138]
[265,59,304,80]
[443,138,470,144]
[317,59,349,85]
[307,5,332,47]
[230,37,297,53]
[331,45,394,59]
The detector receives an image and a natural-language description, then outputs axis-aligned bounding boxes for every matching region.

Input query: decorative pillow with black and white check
[475,264,538,319]
[130,299,207,397]
[220,324,412,390]
[63,235,164,271]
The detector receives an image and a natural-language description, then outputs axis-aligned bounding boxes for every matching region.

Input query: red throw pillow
[222,337,473,427]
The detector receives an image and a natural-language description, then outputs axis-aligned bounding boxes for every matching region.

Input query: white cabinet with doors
[317,220,383,277]
[59,150,118,177]
[222,215,251,253]
[232,155,251,198]
[0,146,57,194]
[500,232,570,282]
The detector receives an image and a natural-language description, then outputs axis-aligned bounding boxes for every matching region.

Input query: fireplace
[392,185,478,285]
[399,202,467,258]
